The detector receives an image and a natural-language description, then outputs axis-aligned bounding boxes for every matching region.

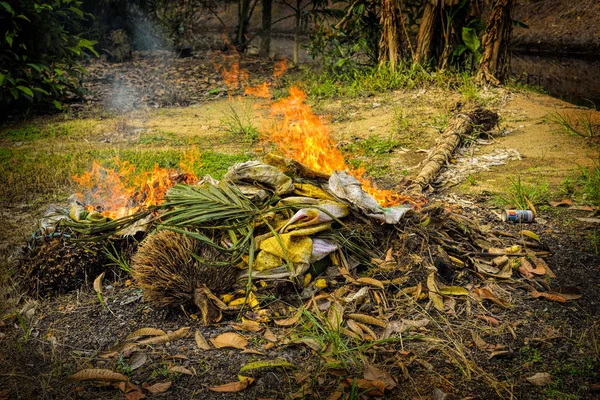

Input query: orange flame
[273,59,287,79]
[72,149,201,219]
[244,82,271,98]
[210,52,249,93]
[266,87,416,207]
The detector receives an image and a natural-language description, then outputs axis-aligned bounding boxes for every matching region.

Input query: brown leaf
[292,337,324,352]
[346,319,364,338]
[474,314,500,326]
[137,327,190,345]
[231,320,263,332]
[363,364,397,390]
[347,313,386,328]
[93,272,105,294]
[66,369,127,383]
[129,352,147,371]
[273,308,303,326]
[195,330,211,350]
[526,372,552,386]
[427,272,444,311]
[126,328,167,341]
[381,319,429,339]
[530,291,567,303]
[520,257,545,276]
[263,328,278,343]
[472,288,510,307]
[208,377,254,393]
[327,301,344,330]
[169,366,194,375]
[143,381,172,394]
[526,250,555,278]
[355,277,385,290]
[345,378,385,396]
[210,332,248,349]
[551,286,583,301]
[549,199,573,207]
[471,331,496,351]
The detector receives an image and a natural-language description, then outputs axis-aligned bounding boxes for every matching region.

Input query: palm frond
[61,210,152,241]
[158,182,262,229]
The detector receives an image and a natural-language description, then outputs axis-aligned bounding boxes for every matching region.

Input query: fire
[72,148,201,220]
[244,82,271,98]
[266,87,415,207]
[273,59,287,79]
[210,52,249,93]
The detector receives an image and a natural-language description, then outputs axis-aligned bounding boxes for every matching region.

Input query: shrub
[0,0,98,111]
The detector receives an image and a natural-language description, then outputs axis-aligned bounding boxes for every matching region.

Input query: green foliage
[220,102,260,143]
[548,109,599,138]
[0,0,97,110]
[345,134,401,155]
[495,175,550,209]
[577,158,600,208]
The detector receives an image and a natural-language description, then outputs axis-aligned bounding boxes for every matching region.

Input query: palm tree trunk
[477,0,514,84]
[414,1,439,64]
[378,0,404,70]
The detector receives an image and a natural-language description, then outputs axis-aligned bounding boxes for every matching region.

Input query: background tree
[0,0,97,111]
[477,0,514,84]
[259,0,273,56]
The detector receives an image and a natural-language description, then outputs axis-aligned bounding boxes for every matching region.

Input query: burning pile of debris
[14,77,576,333]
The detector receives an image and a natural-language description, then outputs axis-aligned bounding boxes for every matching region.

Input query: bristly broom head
[131,230,238,324]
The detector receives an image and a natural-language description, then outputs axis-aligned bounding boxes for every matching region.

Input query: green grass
[577,158,600,207]
[0,120,96,141]
[495,174,550,209]
[344,134,401,156]
[548,109,599,138]
[220,101,260,143]
[0,146,253,205]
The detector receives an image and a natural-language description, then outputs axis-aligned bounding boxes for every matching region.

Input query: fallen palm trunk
[410,107,499,192]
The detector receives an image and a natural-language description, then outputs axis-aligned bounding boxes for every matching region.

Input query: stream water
[511,52,600,109]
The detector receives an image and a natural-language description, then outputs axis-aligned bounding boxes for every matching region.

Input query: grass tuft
[495,175,549,209]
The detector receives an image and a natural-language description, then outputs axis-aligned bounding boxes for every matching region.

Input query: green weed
[577,158,600,208]
[105,244,132,274]
[495,175,550,209]
[345,134,401,156]
[220,101,260,143]
[548,109,598,138]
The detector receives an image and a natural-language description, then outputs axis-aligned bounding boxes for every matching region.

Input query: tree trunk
[293,0,301,64]
[259,0,272,57]
[236,0,252,51]
[378,0,404,70]
[477,0,514,85]
[414,1,439,64]
[410,107,499,192]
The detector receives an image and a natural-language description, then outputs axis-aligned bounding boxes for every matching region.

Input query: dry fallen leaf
[530,291,567,302]
[231,320,263,332]
[93,272,105,294]
[526,372,552,386]
[427,272,444,311]
[66,369,127,383]
[169,365,194,375]
[381,319,429,339]
[347,313,386,328]
[129,352,147,371]
[345,378,385,396]
[208,376,254,393]
[195,330,211,350]
[143,381,172,394]
[355,277,384,290]
[210,332,248,349]
[239,359,295,372]
[273,308,303,326]
[126,328,167,341]
[137,327,190,345]
[263,328,278,343]
[474,314,500,326]
[472,287,510,307]
[363,363,397,390]
[520,230,540,242]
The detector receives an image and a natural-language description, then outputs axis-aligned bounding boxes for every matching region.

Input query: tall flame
[266,87,415,207]
[72,148,201,219]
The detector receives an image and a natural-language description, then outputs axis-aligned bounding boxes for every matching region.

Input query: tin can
[501,209,534,223]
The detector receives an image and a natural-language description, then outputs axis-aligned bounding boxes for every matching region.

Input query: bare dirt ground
[1,53,599,399]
